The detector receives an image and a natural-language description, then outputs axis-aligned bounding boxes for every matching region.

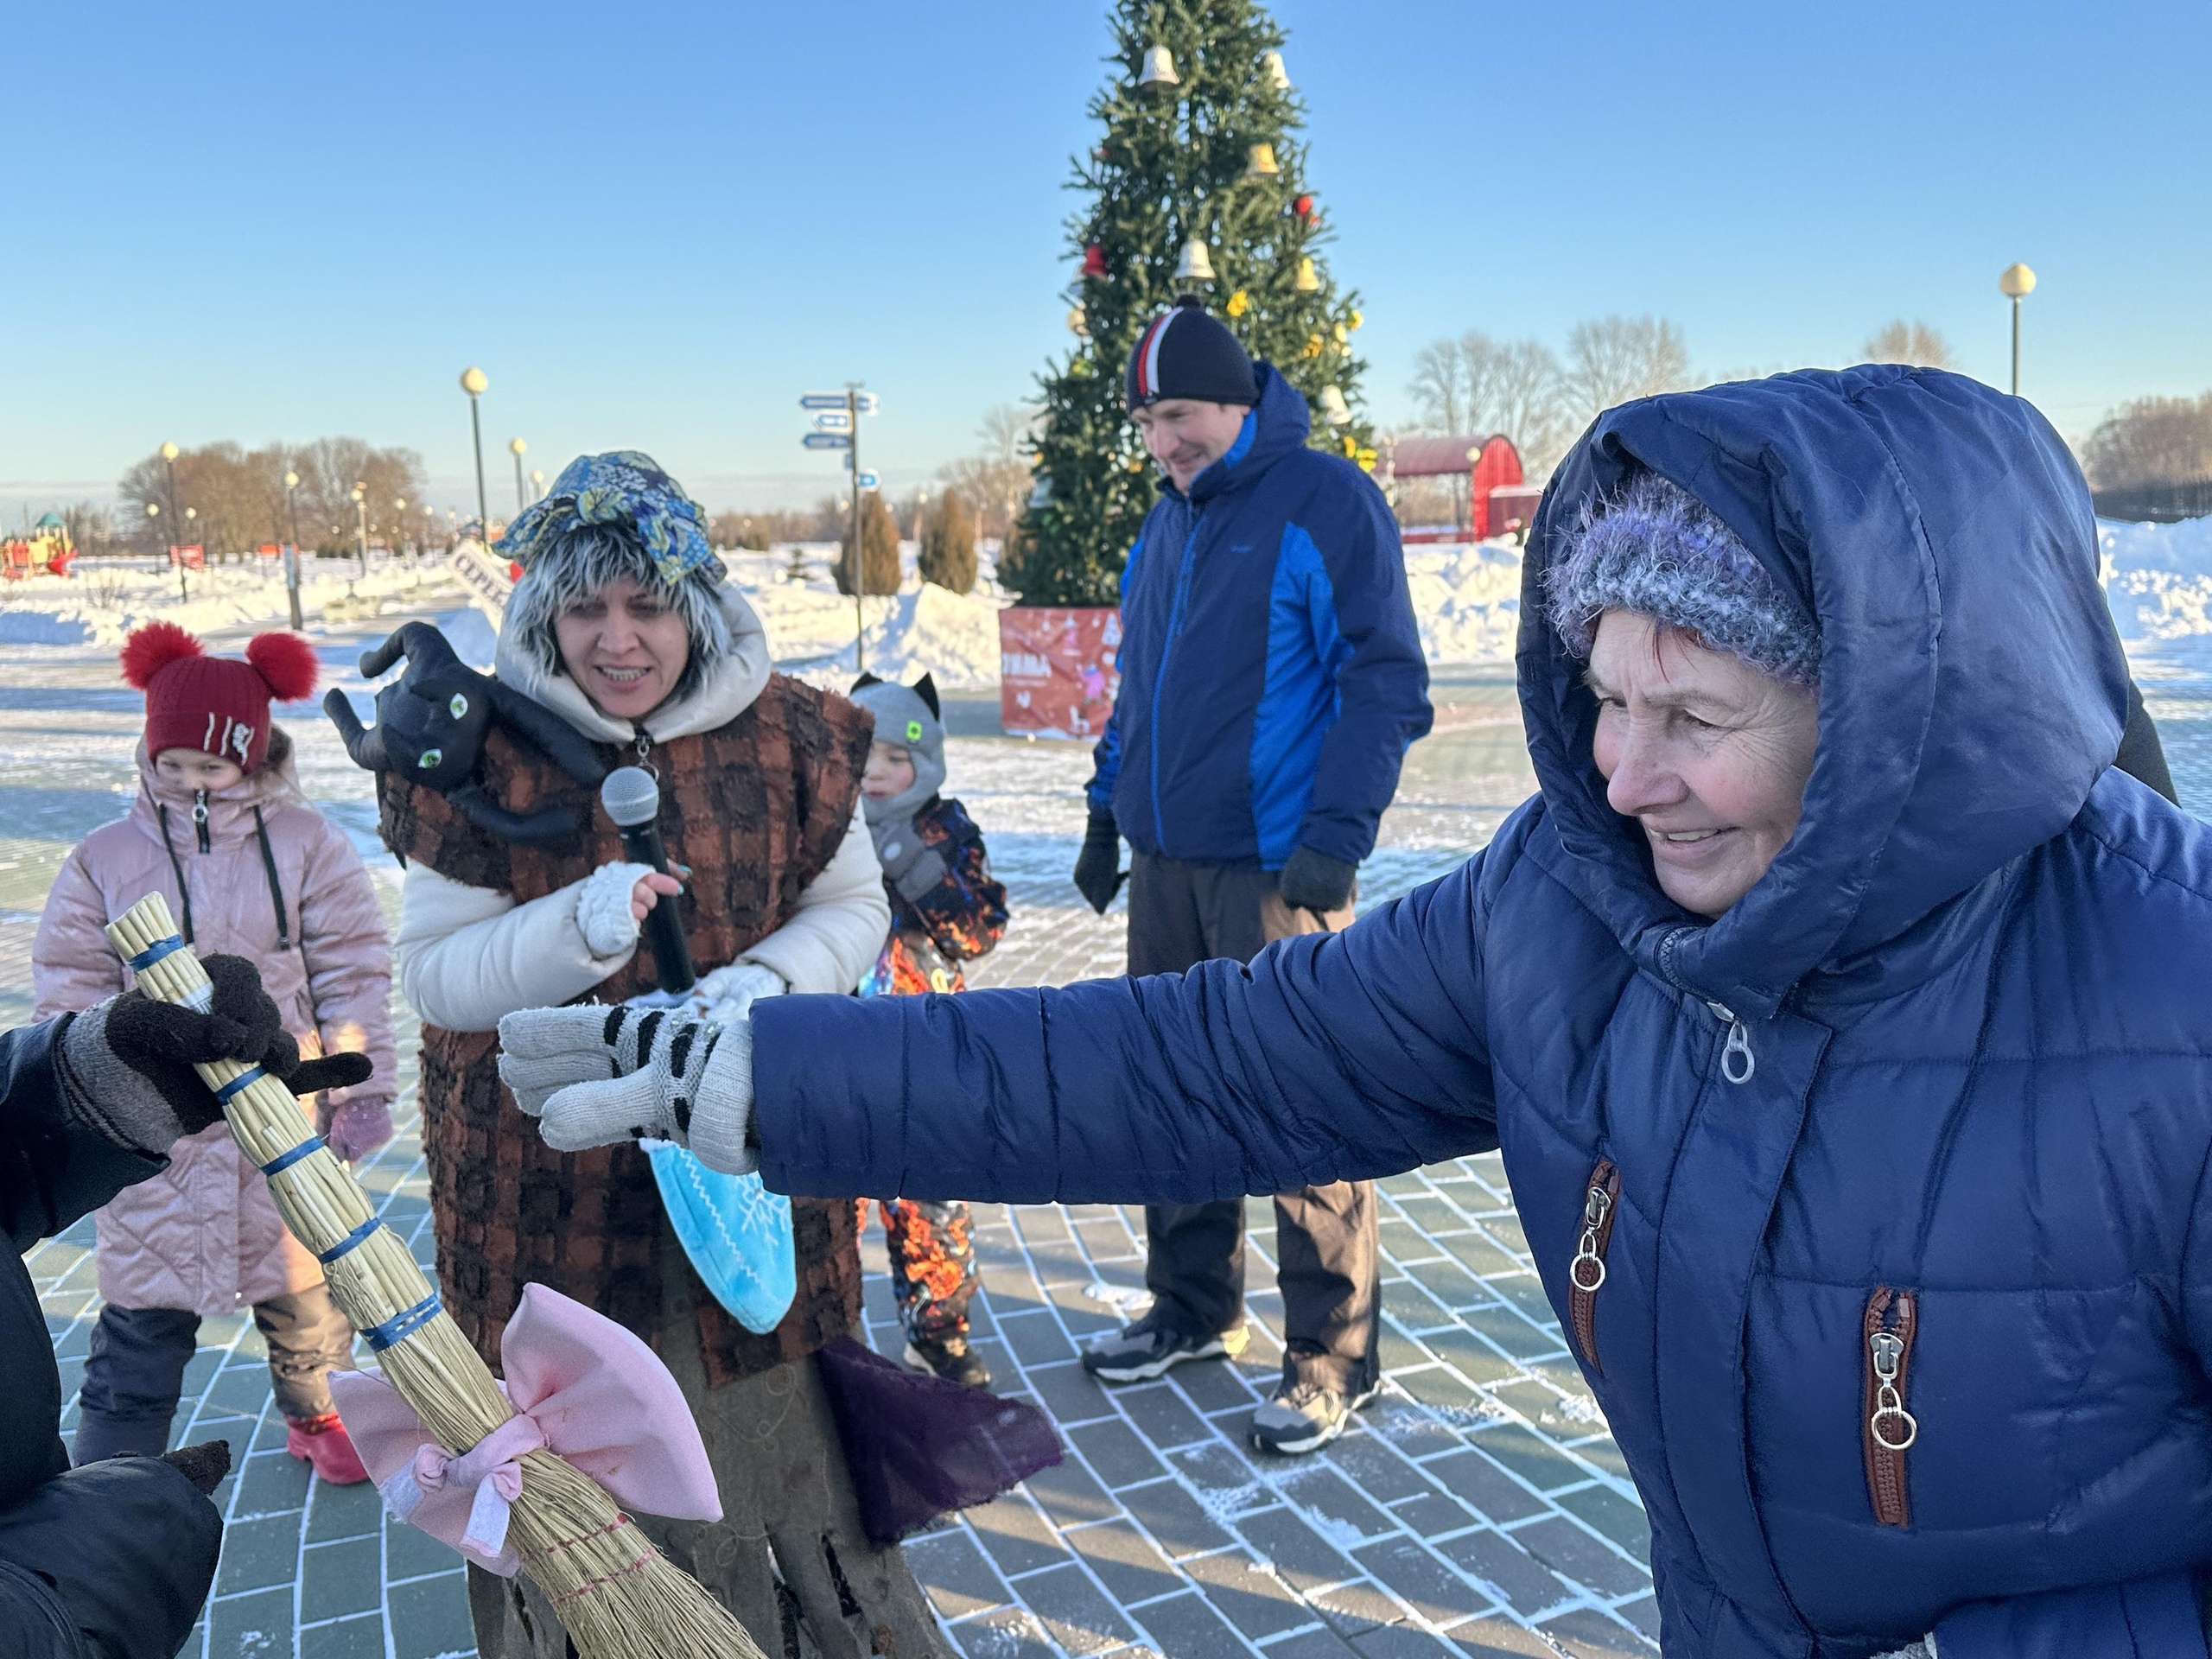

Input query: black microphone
[600,766,696,995]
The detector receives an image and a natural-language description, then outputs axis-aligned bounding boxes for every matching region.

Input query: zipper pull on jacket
[1706,1000,1756,1084]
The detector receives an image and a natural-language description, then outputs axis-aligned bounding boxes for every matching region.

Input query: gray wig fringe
[505,519,731,705]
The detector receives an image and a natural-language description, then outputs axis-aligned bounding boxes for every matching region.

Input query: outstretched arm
[505,855,1502,1205]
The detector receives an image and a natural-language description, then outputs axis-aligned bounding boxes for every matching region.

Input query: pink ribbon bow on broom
[330,1284,721,1576]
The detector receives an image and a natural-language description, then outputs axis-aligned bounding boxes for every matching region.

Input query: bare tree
[1862,320,1958,371]
[1408,332,1575,482]
[939,404,1039,541]
[1408,340,1469,436]
[2081,392,2212,491]
[1562,315,1692,423]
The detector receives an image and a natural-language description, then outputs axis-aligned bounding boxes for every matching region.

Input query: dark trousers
[73,1287,354,1465]
[1127,852,1381,1395]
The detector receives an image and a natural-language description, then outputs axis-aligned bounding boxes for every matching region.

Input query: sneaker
[905,1334,993,1390]
[285,1413,370,1484]
[1080,1313,1248,1384]
[1249,1379,1376,1455]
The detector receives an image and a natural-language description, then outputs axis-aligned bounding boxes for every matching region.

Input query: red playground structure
[1377,435,1533,542]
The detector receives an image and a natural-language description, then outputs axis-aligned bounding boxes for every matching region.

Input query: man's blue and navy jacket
[1085,364,1433,870]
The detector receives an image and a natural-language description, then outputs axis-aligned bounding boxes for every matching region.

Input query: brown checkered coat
[381,672,871,1386]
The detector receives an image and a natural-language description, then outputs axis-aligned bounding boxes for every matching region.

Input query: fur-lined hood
[493,579,774,744]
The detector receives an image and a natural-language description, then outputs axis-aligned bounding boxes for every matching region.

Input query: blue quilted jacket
[756,367,2212,1658]
[1084,363,1433,869]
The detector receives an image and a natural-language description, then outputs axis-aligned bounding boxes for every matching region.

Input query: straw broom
[106,892,764,1659]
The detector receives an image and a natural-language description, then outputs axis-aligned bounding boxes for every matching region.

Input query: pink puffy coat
[33,729,397,1317]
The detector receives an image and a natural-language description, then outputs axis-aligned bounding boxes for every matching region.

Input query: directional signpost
[799,386,881,671]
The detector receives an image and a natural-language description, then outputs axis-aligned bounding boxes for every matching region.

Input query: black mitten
[1072,811,1125,914]
[157,1440,232,1495]
[102,955,290,1132]
[1276,846,1357,918]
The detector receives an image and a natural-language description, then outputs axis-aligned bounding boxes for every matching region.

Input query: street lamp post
[352,485,369,577]
[160,442,186,600]
[394,498,409,563]
[530,468,544,504]
[509,438,529,512]
[283,469,304,629]
[1999,263,2037,397]
[460,367,491,545]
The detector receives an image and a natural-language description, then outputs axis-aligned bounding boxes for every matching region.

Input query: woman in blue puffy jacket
[505,366,2212,1659]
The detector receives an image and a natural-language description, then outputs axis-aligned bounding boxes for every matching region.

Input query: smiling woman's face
[551,575,691,721]
[1586,609,1820,918]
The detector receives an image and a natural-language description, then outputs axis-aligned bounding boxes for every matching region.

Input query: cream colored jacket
[397,585,887,1033]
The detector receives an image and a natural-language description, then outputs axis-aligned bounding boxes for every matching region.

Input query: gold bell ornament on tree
[1173,237,1217,283]
[1246,143,1280,177]
[1317,385,1351,425]
[1294,256,1321,293]
[1139,45,1179,90]
[1262,50,1293,90]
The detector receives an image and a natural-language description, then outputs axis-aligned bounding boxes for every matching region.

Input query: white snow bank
[2101,517,2212,644]
[0,560,459,648]
[734,550,1008,689]
[1403,540,1525,664]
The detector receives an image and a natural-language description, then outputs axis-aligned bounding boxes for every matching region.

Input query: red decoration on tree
[1293,194,1314,220]
[1081,244,1109,278]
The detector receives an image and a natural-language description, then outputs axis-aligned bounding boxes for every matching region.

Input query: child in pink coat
[34,622,397,1484]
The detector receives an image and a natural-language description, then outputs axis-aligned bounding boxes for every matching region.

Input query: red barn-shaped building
[1381,435,1526,541]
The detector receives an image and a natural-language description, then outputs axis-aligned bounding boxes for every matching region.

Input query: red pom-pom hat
[121,622,319,773]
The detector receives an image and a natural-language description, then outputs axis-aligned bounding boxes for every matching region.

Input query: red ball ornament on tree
[1081,244,1109,279]
[1293,194,1314,221]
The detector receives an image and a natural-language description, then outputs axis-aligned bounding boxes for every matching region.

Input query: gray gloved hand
[868,815,950,905]
[497,1004,758,1175]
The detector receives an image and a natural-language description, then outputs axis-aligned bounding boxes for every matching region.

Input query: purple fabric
[813,1337,1062,1544]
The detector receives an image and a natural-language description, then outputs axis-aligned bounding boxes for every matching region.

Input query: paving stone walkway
[13,603,1658,1657]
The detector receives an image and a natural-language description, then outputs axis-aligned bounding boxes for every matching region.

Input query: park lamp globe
[460,366,488,397]
[161,442,179,461]
[1999,263,2037,299]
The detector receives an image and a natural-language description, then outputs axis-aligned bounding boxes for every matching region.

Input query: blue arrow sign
[799,392,849,410]
[852,392,880,416]
[856,471,880,490]
[801,433,852,450]
[812,410,852,433]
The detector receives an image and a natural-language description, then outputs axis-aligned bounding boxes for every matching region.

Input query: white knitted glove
[497,1003,758,1174]
[574,861,656,959]
[689,961,785,1027]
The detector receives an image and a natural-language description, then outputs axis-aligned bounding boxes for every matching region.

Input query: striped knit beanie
[1125,297,1259,410]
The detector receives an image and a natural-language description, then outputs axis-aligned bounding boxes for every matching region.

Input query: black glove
[1276,846,1357,918]
[156,1440,232,1495]
[1072,811,1125,914]
[325,621,607,847]
[99,955,372,1135]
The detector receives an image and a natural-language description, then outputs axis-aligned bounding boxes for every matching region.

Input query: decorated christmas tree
[1001,0,1371,607]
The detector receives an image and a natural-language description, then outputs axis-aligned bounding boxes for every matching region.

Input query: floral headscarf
[496,450,715,585]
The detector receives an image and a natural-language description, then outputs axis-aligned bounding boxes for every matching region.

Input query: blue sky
[4,0,2208,521]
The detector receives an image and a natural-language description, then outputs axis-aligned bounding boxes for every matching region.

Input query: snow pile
[0,560,458,648]
[726,544,1009,688]
[2101,517,2212,644]
[1403,540,1526,664]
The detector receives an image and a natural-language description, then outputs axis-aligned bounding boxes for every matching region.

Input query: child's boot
[905,1332,992,1391]
[285,1413,370,1484]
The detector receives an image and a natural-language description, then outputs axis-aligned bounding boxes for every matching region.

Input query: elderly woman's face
[552,575,690,720]
[1586,610,1819,918]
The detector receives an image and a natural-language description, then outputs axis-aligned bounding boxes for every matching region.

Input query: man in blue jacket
[1068,298,1432,1452]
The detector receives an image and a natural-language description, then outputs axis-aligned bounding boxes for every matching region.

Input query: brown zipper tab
[1568,1160,1621,1370]
[1862,1287,1918,1529]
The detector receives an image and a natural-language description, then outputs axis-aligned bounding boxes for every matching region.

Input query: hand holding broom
[105,892,763,1659]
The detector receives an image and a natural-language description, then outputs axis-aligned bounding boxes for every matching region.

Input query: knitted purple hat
[1543,474,1821,688]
